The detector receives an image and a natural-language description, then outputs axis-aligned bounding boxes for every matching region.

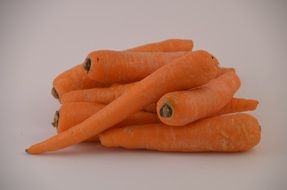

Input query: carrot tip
[51,87,59,99]
[51,111,59,128]
[25,149,29,153]
[83,58,91,73]
[160,103,173,118]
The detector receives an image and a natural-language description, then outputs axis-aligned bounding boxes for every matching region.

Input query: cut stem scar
[51,111,59,128]
[51,87,59,99]
[160,103,173,118]
[83,58,91,73]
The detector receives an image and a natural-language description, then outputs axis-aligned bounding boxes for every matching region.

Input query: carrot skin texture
[26,50,219,154]
[127,39,193,52]
[157,71,241,126]
[215,98,259,115]
[86,51,188,83]
[100,113,261,152]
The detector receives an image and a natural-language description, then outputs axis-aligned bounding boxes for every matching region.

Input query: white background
[1,0,287,189]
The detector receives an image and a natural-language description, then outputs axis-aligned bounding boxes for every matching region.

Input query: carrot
[26,50,220,154]
[84,51,188,83]
[214,98,259,115]
[52,39,193,100]
[54,102,158,134]
[127,39,193,52]
[157,70,241,126]
[61,82,136,104]
[100,113,261,152]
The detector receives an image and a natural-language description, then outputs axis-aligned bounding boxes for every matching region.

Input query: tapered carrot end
[25,149,29,153]
[51,87,59,99]
[51,111,59,128]
[160,103,173,118]
[83,58,91,73]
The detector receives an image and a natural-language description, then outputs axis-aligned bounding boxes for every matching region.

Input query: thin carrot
[54,102,158,133]
[157,70,241,126]
[52,39,193,100]
[213,98,259,115]
[127,39,193,52]
[84,51,188,83]
[100,113,261,152]
[26,50,220,154]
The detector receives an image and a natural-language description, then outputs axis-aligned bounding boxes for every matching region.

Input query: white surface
[1,0,287,190]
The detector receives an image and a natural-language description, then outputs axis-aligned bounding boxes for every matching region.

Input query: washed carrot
[83,51,188,83]
[26,50,220,154]
[61,82,136,104]
[52,39,193,99]
[127,39,193,52]
[55,102,159,133]
[100,113,261,152]
[214,98,258,115]
[157,70,241,126]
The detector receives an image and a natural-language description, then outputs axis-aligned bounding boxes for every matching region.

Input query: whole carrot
[55,102,159,133]
[52,39,193,99]
[100,113,261,152]
[26,50,220,154]
[157,70,241,126]
[83,50,188,83]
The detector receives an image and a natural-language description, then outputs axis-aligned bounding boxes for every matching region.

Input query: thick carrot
[214,98,259,115]
[52,39,193,99]
[55,102,158,133]
[157,71,241,126]
[127,39,193,52]
[100,113,261,152]
[26,50,220,154]
[84,51,188,83]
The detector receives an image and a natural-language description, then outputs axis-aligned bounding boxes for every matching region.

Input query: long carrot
[52,39,193,99]
[157,70,241,126]
[26,50,220,154]
[83,51,188,83]
[54,102,158,133]
[100,113,261,152]
[127,39,193,52]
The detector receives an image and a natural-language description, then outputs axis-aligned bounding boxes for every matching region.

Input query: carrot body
[52,39,193,100]
[157,71,241,126]
[57,102,158,133]
[215,98,259,115]
[85,51,188,83]
[127,39,193,52]
[26,50,219,154]
[100,113,261,152]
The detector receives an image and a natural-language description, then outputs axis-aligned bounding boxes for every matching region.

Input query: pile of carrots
[26,39,261,154]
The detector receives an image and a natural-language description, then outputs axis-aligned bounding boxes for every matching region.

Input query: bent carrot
[26,50,220,154]
[100,113,261,152]
[52,39,193,100]
[157,70,241,126]
[127,39,193,52]
[84,51,188,83]
[55,102,158,133]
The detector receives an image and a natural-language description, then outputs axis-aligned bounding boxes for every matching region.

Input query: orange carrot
[55,102,158,133]
[61,82,136,104]
[127,39,193,52]
[26,50,220,154]
[52,39,193,99]
[214,98,259,115]
[84,51,188,83]
[157,70,241,126]
[100,113,261,152]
